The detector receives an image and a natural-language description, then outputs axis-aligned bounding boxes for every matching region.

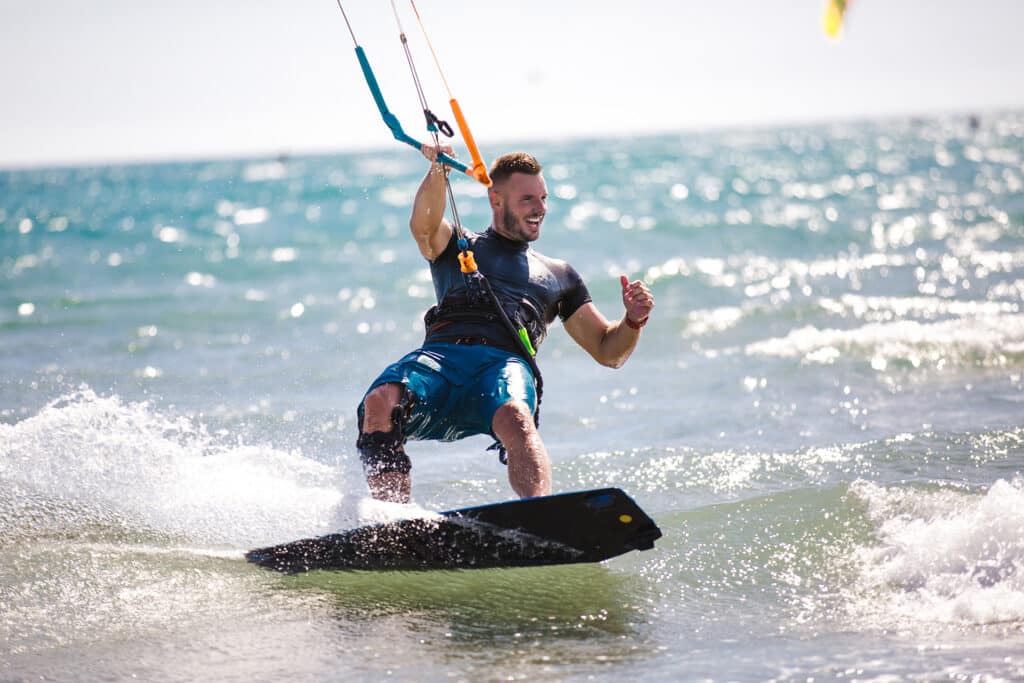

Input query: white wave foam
[0,389,353,548]
[849,478,1024,626]
[684,306,745,337]
[746,313,1024,367]
[817,294,1019,322]
[356,497,440,525]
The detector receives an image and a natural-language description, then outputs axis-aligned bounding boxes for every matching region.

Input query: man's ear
[487,187,501,210]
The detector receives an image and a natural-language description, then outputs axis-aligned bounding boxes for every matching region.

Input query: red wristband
[625,315,648,330]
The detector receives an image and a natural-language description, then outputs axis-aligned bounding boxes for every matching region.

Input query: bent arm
[562,276,654,368]
[563,303,641,369]
[410,149,455,261]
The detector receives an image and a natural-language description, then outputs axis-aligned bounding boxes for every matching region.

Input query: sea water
[2,113,1024,681]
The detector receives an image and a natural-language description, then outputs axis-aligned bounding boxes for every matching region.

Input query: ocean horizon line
[2,104,1015,174]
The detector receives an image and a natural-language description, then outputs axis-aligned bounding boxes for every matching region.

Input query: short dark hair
[489,152,542,185]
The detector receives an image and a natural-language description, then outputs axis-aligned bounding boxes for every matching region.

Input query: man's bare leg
[367,472,410,503]
[492,401,552,498]
[360,382,411,503]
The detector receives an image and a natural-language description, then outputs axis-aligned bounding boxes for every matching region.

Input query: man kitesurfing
[244,1,664,573]
[356,145,654,503]
[335,1,653,503]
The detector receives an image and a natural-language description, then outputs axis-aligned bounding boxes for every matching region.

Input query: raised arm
[410,145,456,261]
[562,275,654,368]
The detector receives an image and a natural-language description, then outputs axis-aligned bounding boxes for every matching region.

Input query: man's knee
[361,383,404,432]
[357,384,415,477]
[492,400,537,439]
[493,401,550,498]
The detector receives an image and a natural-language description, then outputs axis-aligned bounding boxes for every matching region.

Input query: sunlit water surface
[3,113,1024,680]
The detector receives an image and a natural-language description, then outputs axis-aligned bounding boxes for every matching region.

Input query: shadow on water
[286,562,640,633]
[270,562,660,674]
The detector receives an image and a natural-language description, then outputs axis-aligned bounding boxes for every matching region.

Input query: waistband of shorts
[418,341,531,367]
[422,335,525,358]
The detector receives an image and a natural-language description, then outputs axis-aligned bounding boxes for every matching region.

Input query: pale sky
[1,0,1021,169]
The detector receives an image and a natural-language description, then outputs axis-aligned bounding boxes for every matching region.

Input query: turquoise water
[3,112,1024,680]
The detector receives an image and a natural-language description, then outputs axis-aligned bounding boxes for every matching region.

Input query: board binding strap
[246,487,662,573]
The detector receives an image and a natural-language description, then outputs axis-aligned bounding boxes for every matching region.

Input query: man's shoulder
[527,247,573,271]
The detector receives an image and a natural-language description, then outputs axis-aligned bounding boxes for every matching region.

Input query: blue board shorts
[358,343,537,442]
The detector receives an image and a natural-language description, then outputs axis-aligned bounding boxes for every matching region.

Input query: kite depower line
[333,0,491,188]
[332,2,545,461]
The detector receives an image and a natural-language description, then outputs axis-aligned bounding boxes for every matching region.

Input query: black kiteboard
[246,487,662,573]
